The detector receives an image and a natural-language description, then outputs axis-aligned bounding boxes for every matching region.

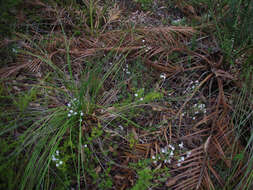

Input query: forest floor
[0,0,253,190]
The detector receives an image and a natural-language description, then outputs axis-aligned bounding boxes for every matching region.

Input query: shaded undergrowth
[0,0,252,190]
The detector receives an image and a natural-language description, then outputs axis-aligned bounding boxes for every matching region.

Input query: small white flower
[153,160,157,164]
[142,39,145,43]
[56,150,59,155]
[140,98,143,101]
[134,93,138,97]
[59,161,63,165]
[12,48,18,53]
[84,144,87,148]
[169,144,175,151]
[56,163,59,167]
[126,64,128,68]
[69,110,73,113]
[177,163,181,167]
[180,156,185,161]
[152,155,156,159]
[68,113,71,117]
[80,118,82,122]
[73,98,77,101]
[126,71,131,74]
[118,125,124,130]
[179,142,184,149]
[193,117,196,120]
[187,151,191,158]
[170,152,174,157]
[160,73,166,79]
[67,103,71,107]
[161,148,165,153]
[74,112,77,115]
[164,159,171,164]
[52,155,57,161]
[80,112,84,116]
[109,62,112,65]
[158,156,161,160]
[195,80,199,84]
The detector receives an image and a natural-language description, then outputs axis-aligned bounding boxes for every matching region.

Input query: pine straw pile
[0,1,252,190]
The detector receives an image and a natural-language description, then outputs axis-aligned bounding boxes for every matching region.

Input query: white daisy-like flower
[74,112,77,115]
[140,98,143,101]
[59,161,63,165]
[80,112,84,116]
[177,163,181,167]
[142,39,145,43]
[180,156,185,161]
[158,156,161,160]
[56,163,59,167]
[153,161,157,164]
[68,113,71,117]
[134,93,138,97]
[69,110,73,113]
[161,148,165,153]
[170,151,174,157]
[56,150,59,155]
[193,117,196,120]
[67,103,71,107]
[179,142,184,149]
[152,155,156,160]
[109,62,112,65]
[84,144,87,148]
[73,98,77,101]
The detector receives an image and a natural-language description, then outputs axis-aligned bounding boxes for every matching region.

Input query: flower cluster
[123,64,131,75]
[193,103,207,114]
[184,80,199,94]
[155,144,175,164]
[66,98,84,122]
[134,88,144,101]
[52,150,64,167]
[152,142,191,166]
